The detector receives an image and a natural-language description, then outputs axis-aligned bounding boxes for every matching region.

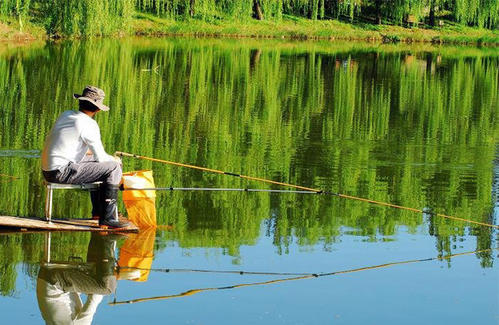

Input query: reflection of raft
[0,215,138,232]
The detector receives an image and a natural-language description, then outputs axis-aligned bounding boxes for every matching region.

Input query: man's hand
[113,155,122,165]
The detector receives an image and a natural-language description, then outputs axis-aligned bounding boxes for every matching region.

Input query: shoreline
[1,14,498,46]
[132,30,497,45]
[130,14,499,46]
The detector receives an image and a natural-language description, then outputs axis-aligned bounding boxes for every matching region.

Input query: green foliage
[0,38,497,293]
[0,0,30,17]
[454,0,499,28]
[135,0,254,21]
[1,0,498,36]
[32,0,134,36]
[0,0,31,31]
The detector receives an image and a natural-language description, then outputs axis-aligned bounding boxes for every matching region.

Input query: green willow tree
[1,0,498,35]
[28,0,134,36]
[454,0,499,28]
[0,0,31,31]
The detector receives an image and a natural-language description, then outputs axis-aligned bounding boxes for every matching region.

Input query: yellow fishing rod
[115,151,499,229]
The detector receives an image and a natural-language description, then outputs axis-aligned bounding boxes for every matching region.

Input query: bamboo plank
[0,216,138,233]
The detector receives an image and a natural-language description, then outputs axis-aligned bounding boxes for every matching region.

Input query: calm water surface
[0,38,497,324]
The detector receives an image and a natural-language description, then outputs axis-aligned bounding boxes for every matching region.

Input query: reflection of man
[36,233,120,325]
[41,86,129,229]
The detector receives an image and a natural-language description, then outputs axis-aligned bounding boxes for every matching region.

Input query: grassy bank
[0,16,45,41]
[132,13,499,45]
[1,13,498,45]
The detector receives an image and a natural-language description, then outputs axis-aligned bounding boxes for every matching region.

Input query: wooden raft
[0,216,138,233]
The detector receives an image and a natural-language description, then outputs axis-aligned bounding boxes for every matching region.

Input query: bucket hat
[73,85,110,111]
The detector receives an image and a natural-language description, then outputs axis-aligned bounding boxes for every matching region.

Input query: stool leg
[47,187,53,223]
[44,186,50,221]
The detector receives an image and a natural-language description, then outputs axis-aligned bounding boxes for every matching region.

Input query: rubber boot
[99,184,130,229]
[90,190,102,220]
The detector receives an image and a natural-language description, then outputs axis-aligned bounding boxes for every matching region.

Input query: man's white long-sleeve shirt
[41,110,114,171]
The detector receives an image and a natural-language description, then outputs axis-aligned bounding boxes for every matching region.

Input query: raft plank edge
[0,216,139,233]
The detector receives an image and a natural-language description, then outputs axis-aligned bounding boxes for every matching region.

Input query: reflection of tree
[0,40,497,273]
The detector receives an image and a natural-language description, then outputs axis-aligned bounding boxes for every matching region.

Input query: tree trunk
[16,0,23,32]
[18,15,23,33]
[189,0,195,17]
[253,0,264,20]
[429,0,435,27]
[375,0,382,24]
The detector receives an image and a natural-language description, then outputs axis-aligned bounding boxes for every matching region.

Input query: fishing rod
[115,151,499,229]
[122,187,317,194]
[110,248,495,305]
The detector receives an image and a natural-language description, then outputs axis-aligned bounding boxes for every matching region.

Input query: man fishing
[41,86,129,229]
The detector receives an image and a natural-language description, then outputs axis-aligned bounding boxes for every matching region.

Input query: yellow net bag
[122,170,157,228]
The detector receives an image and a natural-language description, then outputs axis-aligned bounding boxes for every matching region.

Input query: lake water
[0,38,497,324]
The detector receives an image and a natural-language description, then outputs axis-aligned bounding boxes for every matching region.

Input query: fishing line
[110,248,496,305]
[115,151,499,229]
[118,266,315,277]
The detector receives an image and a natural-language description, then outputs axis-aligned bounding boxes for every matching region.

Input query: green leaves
[1,0,497,35]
